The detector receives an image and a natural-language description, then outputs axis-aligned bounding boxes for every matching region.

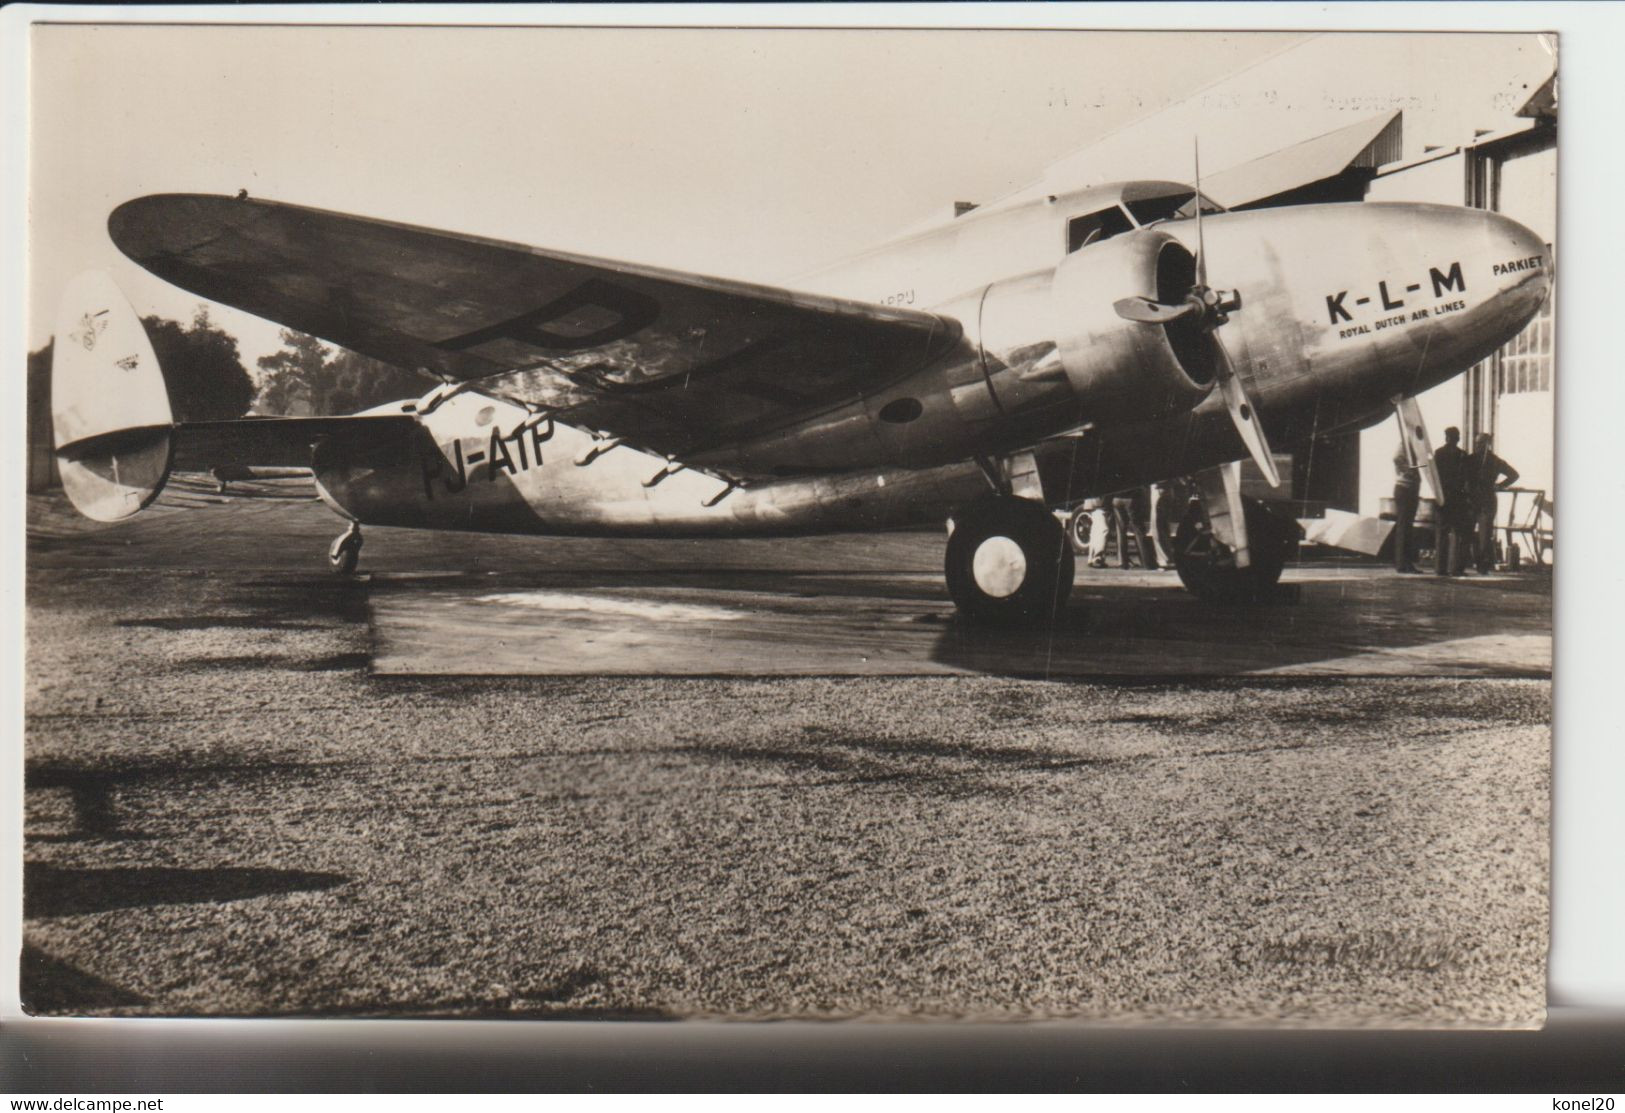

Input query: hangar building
[997,32,1556,552]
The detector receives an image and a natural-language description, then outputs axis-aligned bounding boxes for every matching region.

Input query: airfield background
[30,34,1553,538]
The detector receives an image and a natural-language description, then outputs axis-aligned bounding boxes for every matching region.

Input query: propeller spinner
[1113,144,1281,488]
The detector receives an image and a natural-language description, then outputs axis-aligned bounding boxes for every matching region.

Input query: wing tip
[108,192,276,261]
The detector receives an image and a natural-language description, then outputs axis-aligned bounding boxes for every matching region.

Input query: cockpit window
[1066,206,1135,253]
[1126,191,1225,227]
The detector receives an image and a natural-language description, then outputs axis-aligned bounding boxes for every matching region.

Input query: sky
[27,25,1309,363]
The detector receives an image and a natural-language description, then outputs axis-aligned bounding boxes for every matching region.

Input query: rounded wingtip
[106,193,253,263]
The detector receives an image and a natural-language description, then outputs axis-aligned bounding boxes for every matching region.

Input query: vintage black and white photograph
[21,23,1555,1026]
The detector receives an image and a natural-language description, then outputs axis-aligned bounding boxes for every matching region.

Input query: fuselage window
[1066,207,1135,254]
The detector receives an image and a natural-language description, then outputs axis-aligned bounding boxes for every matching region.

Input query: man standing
[1432,426,1471,576]
[1392,439,1423,573]
[1081,496,1111,569]
[1111,488,1158,570]
[1468,432,1520,573]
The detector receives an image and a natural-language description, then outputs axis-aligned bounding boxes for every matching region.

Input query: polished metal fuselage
[315,184,1552,537]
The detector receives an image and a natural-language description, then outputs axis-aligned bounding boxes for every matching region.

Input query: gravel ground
[21,489,1550,1025]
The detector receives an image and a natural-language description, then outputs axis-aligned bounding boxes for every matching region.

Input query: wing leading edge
[109,194,959,467]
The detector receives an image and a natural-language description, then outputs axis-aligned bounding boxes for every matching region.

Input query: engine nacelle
[972,228,1216,432]
[704,229,1221,475]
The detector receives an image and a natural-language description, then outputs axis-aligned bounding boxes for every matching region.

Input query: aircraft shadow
[928,569,1551,678]
[366,565,1550,679]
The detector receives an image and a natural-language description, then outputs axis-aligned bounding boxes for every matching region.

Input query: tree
[138,307,256,422]
[27,339,53,431]
[324,348,435,414]
[30,308,255,487]
[27,340,57,490]
[30,308,255,435]
[255,330,433,415]
[254,329,329,416]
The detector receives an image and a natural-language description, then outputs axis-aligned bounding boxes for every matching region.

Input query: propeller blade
[1114,295,1201,325]
[1193,137,1207,289]
[1212,340,1281,488]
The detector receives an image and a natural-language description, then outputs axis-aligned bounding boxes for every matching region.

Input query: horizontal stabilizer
[52,271,427,524]
[172,415,421,472]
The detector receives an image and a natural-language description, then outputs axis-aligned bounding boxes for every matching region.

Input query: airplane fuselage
[312,184,1551,537]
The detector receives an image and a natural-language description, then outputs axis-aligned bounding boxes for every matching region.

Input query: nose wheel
[945,496,1075,624]
[328,522,363,575]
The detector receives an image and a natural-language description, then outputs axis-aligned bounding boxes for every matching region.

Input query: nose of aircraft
[1467,207,1552,375]
[1480,207,1552,313]
[1391,203,1552,379]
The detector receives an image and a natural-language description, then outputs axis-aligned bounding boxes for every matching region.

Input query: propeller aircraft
[51,172,1551,622]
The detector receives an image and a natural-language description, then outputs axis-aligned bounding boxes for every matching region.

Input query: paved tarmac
[21,480,1551,1024]
[369,566,1549,678]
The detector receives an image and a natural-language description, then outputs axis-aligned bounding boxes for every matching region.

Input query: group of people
[1392,426,1519,576]
[1079,432,1518,578]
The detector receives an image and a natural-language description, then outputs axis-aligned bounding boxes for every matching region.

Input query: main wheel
[945,496,1075,624]
[1172,497,1297,604]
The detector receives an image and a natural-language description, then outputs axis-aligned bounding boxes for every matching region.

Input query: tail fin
[52,271,174,521]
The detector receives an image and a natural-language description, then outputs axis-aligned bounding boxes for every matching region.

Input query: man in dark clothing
[1468,433,1520,573]
[1392,439,1423,573]
[1432,426,1471,576]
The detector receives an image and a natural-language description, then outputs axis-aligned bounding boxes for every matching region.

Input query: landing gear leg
[1172,464,1298,603]
[945,496,1075,624]
[1393,394,1442,505]
[328,521,363,575]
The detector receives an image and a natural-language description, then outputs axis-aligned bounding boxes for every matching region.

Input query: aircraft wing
[109,195,958,468]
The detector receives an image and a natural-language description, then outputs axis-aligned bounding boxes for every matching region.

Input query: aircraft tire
[1065,507,1093,555]
[945,496,1075,624]
[1172,497,1297,604]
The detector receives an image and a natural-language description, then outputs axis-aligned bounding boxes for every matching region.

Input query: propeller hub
[1191,285,1241,328]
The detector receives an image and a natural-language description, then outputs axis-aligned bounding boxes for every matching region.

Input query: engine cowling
[702,228,1223,476]
[973,228,1217,430]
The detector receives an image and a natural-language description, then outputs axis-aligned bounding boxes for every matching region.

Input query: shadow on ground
[19,945,149,1013]
[365,565,1551,679]
[24,863,348,918]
